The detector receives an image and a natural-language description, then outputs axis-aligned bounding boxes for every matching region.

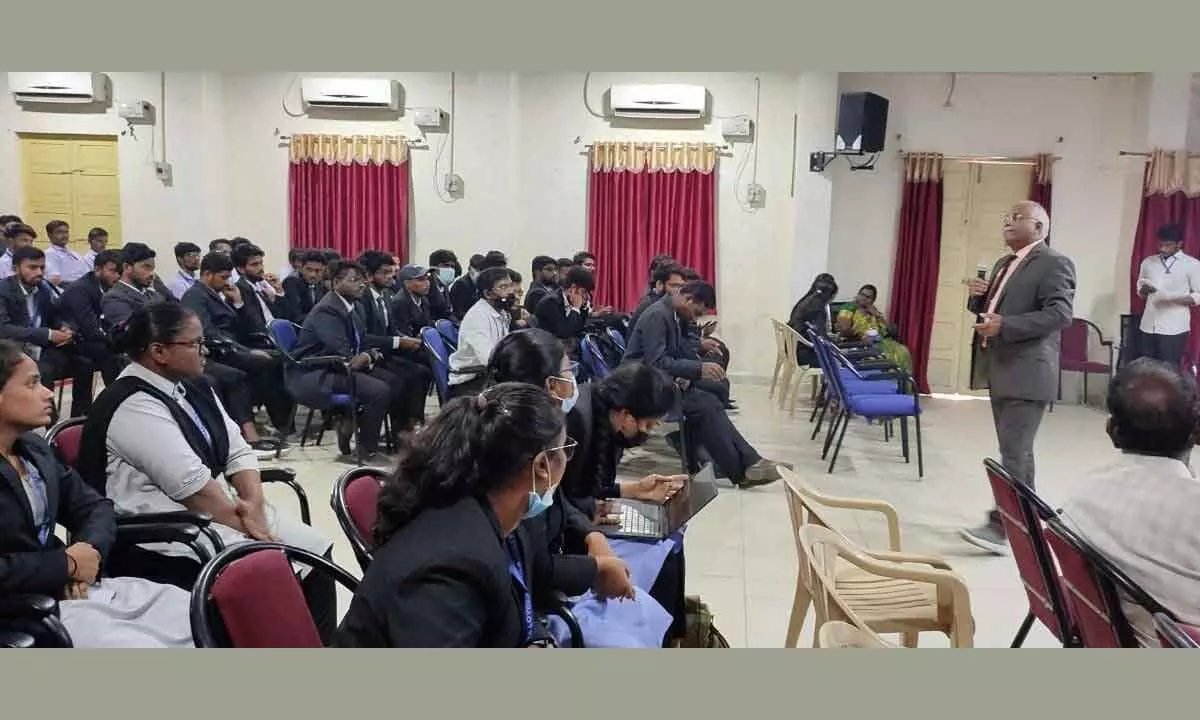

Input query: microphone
[975,264,988,280]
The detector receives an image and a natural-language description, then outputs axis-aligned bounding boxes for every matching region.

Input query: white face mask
[550,374,579,414]
[524,462,556,519]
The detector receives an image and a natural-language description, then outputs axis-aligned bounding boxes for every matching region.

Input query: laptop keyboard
[618,503,659,537]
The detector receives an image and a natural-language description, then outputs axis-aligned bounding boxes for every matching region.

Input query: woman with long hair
[0,339,192,647]
[337,383,584,647]
[788,273,839,366]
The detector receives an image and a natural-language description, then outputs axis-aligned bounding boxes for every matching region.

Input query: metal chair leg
[914,412,924,479]
[1011,612,1035,648]
[827,412,851,474]
[900,416,910,462]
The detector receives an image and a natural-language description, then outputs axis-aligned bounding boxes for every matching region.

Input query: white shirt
[448,299,510,385]
[45,245,91,284]
[103,362,330,561]
[167,269,197,300]
[82,249,99,270]
[1138,251,1200,336]
[987,240,1044,316]
[1060,452,1200,647]
[0,252,13,280]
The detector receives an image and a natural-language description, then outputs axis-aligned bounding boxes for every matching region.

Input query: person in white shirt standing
[43,220,91,287]
[1136,223,1200,368]
[448,267,517,398]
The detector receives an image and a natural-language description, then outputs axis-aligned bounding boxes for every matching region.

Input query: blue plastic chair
[813,334,923,478]
[435,318,459,350]
[605,327,627,353]
[580,335,611,379]
[421,326,452,405]
[269,319,356,455]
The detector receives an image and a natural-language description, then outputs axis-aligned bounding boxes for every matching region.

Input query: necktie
[985,255,1019,315]
[22,461,51,545]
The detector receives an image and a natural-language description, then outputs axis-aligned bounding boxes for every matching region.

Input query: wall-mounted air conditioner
[608,83,708,120]
[300,77,401,111]
[8,72,109,105]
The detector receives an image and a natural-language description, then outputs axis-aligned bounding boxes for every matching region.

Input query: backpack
[682,595,730,648]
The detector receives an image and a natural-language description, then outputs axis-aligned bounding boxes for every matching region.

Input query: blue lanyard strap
[505,536,534,645]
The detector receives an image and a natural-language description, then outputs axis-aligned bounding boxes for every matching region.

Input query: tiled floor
[89,378,1115,648]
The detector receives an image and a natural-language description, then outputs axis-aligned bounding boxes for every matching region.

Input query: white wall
[828,73,1146,335]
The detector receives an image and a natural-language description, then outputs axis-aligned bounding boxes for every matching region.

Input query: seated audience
[788,273,839,366]
[57,249,125,386]
[44,220,90,287]
[391,264,436,337]
[336,383,579,647]
[183,252,294,452]
[101,243,169,330]
[0,247,96,418]
[508,269,532,329]
[0,340,192,647]
[556,257,574,287]
[574,251,598,274]
[166,242,202,300]
[630,262,686,332]
[287,260,399,465]
[232,243,297,336]
[426,249,460,322]
[448,267,517,397]
[524,255,560,315]
[535,265,594,356]
[356,251,432,433]
[0,223,37,280]
[449,250,506,319]
[209,238,232,256]
[625,281,785,487]
[279,247,306,281]
[78,303,335,641]
[82,227,109,269]
[836,283,913,373]
[282,250,327,322]
[1060,358,1200,646]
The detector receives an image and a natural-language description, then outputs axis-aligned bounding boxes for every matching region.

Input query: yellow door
[18,133,122,253]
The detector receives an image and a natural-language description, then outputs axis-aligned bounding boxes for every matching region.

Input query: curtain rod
[1119,150,1200,159]
[896,150,1060,165]
[273,129,428,148]
[575,139,732,151]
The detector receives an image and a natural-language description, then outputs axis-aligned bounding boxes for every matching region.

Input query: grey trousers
[986,396,1047,529]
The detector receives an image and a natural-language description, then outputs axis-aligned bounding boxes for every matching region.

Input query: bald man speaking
[962,201,1077,555]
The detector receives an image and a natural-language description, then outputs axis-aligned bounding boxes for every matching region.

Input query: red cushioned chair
[1043,516,1173,648]
[330,466,386,573]
[1155,612,1200,649]
[983,459,1077,647]
[1058,319,1113,407]
[190,542,359,648]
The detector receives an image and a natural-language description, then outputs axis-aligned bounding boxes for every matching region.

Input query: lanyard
[176,391,214,448]
[505,536,534,645]
[1162,255,1179,274]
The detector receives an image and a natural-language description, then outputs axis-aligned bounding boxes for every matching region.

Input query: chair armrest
[260,467,312,526]
[778,468,903,551]
[452,363,488,376]
[115,522,203,547]
[542,598,584,648]
[0,630,35,648]
[0,594,58,620]
[298,355,349,371]
[864,549,953,570]
[117,510,212,528]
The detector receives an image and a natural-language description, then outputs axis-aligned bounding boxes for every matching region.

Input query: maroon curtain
[1030,153,1053,244]
[888,154,944,394]
[288,135,410,262]
[587,143,718,311]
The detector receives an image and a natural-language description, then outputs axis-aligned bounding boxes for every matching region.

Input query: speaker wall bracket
[808,149,870,174]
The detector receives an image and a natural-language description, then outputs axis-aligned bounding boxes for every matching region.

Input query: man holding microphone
[961,201,1076,555]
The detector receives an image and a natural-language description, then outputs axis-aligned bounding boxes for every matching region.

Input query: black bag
[682,595,730,648]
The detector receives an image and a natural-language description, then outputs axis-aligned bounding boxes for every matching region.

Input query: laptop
[601,463,720,541]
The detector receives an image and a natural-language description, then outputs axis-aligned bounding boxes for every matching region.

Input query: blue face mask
[553,375,579,414]
[523,466,557,520]
[437,267,456,286]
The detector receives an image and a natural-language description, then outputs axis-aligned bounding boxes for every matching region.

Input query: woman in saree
[835,284,913,373]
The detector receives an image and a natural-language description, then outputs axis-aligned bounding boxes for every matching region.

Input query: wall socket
[444,173,463,197]
[746,183,765,207]
[155,161,173,185]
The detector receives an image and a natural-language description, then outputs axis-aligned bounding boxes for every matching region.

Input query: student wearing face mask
[336,383,583,647]
[447,267,517,398]
[426,249,461,322]
[449,251,506,319]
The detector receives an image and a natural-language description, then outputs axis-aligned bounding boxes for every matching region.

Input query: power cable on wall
[434,71,459,203]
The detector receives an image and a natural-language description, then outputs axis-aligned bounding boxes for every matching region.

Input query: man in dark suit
[282,250,327,323]
[425,249,460,322]
[357,252,432,432]
[101,243,169,330]
[624,281,785,488]
[183,252,295,448]
[449,251,507,319]
[56,249,124,386]
[288,260,404,465]
[0,246,96,418]
[962,201,1076,555]
[535,265,593,356]
[231,243,297,346]
[524,255,559,315]
[392,264,435,338]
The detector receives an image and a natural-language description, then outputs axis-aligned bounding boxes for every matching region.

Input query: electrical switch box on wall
[414,107,446,130]
[721,116,754,139]
[119,101,155,122]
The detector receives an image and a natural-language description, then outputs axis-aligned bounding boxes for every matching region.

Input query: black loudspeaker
[835,92,889,154]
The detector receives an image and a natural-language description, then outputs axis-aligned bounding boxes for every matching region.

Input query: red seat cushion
[53,425,84,469]
[209,549,323,648]
[345,475,382,550]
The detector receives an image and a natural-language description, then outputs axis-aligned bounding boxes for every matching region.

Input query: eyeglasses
[1001,212,1032,225]
[546,436,578,461]
[162,338,205,350]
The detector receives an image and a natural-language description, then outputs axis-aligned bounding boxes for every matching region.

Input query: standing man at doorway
[1135,223,1200,367]
[961,201,1076,555]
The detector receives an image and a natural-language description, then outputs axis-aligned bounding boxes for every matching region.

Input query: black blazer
[357,287,403,350]
[181,283,248,350]
[447,275,478,319]
[427,277,457,322]
[623,295,702,381]
[534,291,588,342]
[0,277,59,348]
[335,495,554,648]
[282,275,325,322]
[391,290,433,339]
[101,282,171,331]
[234,277,296,340]
[0,433,116,598]
[628,290,661,333]
[523,282,555,315]
[56,272,107,344]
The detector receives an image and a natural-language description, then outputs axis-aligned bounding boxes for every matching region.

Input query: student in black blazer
[55,250,125,386]
[281,250,328,323]
[448,250,507,319]
[535,266,594,357]
[524,255,559,315]
[336,383,591,647]
[288,261,404,464]
[391,265,436,338]
[425,249,460,322]
[625,281,786,488]
[231,243,297,345]
[0,247,96,418]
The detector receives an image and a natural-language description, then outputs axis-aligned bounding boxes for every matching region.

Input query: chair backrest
[269,319,300,353]
[816,620,891,648]
[606,326,627,352]
[46,416,87,470]
[435,318,459,349]
[330,466,386,572]
[778,322,803,366]
[1059,318,1094,363]
[983,458,1074,644]
[1042,517,1164,648]
[1155,612,1200,648]
[580,334,612,379]
[191,542,359,648]
[796,524,879,635]
[420,326,452,403]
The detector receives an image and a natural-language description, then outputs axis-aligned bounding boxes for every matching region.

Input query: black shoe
[250,439,287,460]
